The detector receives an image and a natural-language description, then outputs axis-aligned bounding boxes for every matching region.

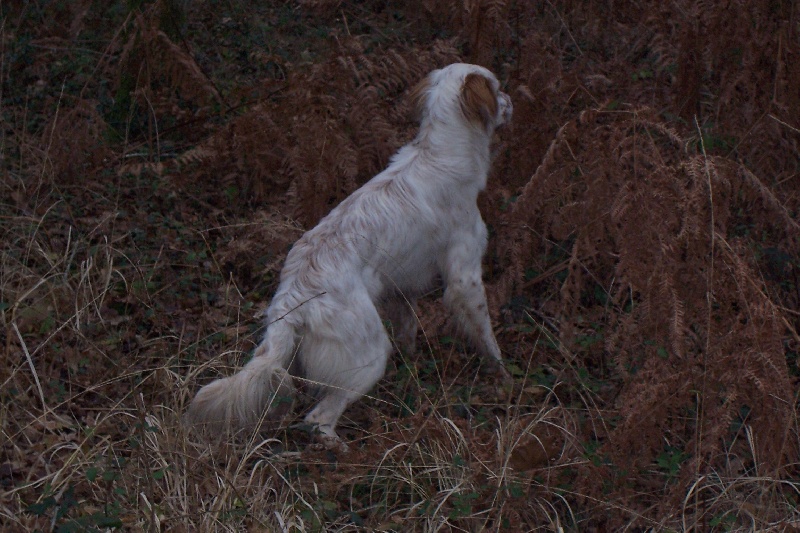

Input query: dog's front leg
[441,234,511,380]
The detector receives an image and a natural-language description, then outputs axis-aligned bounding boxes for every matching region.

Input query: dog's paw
[482,359,514,384]
[293,422,350,453]
[311,433,350,453]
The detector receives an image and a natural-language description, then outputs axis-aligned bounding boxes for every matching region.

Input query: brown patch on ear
[407,75,432,122]
[461,73,498,129]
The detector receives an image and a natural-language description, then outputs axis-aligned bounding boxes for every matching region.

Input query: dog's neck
[410,117,494,190]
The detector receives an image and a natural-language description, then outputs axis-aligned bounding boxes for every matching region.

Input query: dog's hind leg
[301,297,392,447]
[304,389,364,451]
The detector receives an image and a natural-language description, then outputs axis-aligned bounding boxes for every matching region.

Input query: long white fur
[185,63,513,444]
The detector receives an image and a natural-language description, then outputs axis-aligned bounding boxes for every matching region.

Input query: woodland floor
[2,1,800,531]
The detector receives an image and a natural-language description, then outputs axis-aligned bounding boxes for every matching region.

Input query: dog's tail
[185,319,297,434]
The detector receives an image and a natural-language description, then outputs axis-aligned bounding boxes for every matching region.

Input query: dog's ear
[408,74,432,122]
[460,73,498,129]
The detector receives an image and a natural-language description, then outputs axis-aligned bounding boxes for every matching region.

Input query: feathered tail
[185,319,297,434]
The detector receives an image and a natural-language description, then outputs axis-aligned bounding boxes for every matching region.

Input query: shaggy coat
[186,63,513,445]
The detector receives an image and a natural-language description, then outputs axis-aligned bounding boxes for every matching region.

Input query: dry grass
[0,216,577,530]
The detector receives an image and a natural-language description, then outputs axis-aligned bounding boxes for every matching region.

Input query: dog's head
[410,63,513,132]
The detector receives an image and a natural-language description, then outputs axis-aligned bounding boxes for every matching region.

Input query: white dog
[186,63,513,445]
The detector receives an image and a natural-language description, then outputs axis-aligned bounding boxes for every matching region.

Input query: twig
[267,292,328,325]
[521,259,570,290]
[13,322,47,413]
[545,0,583,55]
[769,114,800,135]
[694,114,714,515]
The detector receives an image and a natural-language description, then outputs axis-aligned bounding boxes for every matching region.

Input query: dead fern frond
[495,106,798,517]
[117,5,223,115]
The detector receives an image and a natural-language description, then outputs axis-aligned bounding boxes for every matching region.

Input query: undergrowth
[2,0,799,531]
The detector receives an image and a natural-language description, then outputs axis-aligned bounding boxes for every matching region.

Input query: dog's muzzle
[498,92,513,126]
